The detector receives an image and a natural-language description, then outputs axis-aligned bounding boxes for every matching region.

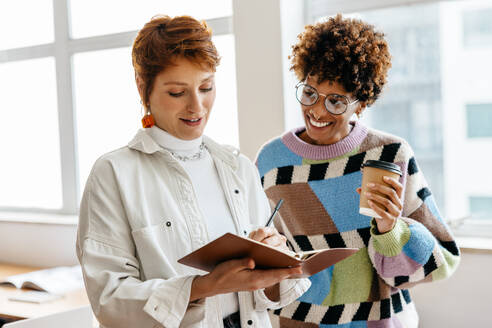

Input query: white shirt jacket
[76,129,311,328]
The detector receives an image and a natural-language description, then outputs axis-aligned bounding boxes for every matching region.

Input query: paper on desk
[0,265,84,295]
[9,290,63,303]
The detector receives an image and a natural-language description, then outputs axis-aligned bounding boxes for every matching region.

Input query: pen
[265,199,284,227]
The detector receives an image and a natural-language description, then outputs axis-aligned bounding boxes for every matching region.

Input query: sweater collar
[281,121,368,160]
[147,125,202,155]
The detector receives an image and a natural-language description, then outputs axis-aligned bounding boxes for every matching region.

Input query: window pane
[73,47,141,196]
[463,8,492,47]
[0,0,53,50]
[310,0,492,222]
[0,58,62,209]
[205,34,239,147]
[70,0,232,39]
[469,196,492,220]
[466,104,492,138]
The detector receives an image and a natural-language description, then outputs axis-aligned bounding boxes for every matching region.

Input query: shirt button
[234,189,240,194]
[247,319,253,325]
[243,230,247,235]
[154,305,158,311]
[166,221,171,227]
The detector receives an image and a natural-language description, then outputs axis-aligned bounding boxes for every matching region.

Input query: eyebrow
[163,76,214,86]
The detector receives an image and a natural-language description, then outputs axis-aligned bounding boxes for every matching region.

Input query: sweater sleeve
[367,144,460,289]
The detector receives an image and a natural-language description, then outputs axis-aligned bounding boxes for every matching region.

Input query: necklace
[168,142,206,161]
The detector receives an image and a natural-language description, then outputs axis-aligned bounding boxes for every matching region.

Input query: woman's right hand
[189,258,302,302]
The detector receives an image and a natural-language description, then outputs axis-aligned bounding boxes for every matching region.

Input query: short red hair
[132,15,220,108]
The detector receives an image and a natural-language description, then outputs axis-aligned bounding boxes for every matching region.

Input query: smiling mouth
[308,116,333,128]
[181,117,202,123]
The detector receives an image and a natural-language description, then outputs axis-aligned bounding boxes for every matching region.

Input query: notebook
[178,233,359,278]
[0,266,84,295]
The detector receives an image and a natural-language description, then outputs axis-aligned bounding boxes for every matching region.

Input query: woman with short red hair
[76,15,310,328]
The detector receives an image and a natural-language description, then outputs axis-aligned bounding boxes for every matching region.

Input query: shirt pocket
[131,219,190,279]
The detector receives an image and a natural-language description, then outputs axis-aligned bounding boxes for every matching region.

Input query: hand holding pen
[265,199,284,227]
[248,199,289,252]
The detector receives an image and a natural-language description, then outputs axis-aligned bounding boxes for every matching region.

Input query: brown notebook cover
[177,233,359,278]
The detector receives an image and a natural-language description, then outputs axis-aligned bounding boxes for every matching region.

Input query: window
[469,196,492,220]
[305,0,492,236]
[0,58,62,209]
[69,0,233,39]
[466,104,492,138]
[203,34,239,149]
[73,47,141,193]
[0,0,54,50]
[0,0,235,215]
[463,8,492,47]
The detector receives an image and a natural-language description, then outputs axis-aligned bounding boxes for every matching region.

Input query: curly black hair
[290,14,391,106]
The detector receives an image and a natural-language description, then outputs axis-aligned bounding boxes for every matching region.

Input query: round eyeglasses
[295,82,359,115]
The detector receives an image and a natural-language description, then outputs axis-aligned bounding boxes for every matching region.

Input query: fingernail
[365,192,371,197]
[383,176,390,181]
[367,183,375,187]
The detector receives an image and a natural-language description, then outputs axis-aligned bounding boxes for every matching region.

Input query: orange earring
[141,109,155,128]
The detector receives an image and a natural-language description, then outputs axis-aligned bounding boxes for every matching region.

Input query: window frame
[306,0,443,22]
[0,0,232,215]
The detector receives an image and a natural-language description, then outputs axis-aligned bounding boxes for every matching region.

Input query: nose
[309,100,326,120]
[187,91,205,114]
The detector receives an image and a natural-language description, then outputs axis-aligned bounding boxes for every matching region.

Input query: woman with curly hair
[256,14,460,327]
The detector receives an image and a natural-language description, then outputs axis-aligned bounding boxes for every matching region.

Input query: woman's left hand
[357,176,404,233]
[249,227,290,252]
[248,227,293,301]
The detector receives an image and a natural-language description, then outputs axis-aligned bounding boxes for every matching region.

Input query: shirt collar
[128,129,239,170]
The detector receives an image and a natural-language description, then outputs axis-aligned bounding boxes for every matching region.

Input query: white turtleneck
[148,126,239,317]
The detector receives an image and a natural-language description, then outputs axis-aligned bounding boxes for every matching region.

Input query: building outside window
[466,103,492,138]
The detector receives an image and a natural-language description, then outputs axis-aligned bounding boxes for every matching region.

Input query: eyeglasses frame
[295,82,359,115]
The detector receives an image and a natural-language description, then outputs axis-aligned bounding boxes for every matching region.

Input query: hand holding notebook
[178,199,358,277]
[178,233,358,278]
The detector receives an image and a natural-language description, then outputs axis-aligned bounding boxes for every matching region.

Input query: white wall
[233,0,307,160]
[233,0,286,160]
[0,221,78,267]
[280,0,306,131]
[411,250,492,327]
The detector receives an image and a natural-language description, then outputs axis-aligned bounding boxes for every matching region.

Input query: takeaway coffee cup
[359,160,402,219]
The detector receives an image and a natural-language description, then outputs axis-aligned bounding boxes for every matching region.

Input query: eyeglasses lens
[325,94,348,114]
[296,84,317,106]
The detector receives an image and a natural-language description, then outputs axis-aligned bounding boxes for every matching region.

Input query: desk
[0,263,95,326]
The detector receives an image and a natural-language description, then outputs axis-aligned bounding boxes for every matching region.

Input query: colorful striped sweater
[256,121,460,328]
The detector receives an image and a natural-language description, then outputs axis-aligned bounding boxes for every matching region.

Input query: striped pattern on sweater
[256,122,460,327]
